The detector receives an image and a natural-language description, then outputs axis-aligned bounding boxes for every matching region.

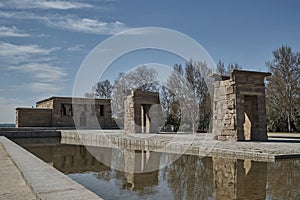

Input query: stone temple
[15,70,271,142]
[212,70,271,141]
[16,97,112,128]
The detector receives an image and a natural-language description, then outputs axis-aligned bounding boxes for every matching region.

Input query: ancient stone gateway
[124,89,160,134]
[212,70,271,141]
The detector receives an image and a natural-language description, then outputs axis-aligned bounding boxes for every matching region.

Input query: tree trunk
[287,112,291,132]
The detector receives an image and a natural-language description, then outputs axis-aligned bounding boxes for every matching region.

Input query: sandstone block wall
[71,98,112,129]
[16,108,52,127]
[17,97,112,128]
[124,89,160,134]
[212,70,270,141]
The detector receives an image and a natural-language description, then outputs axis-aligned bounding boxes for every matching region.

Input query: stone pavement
[0,143,36,200]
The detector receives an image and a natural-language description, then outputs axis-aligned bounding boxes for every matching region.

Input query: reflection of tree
[96,170,114,182]
[162,155,214,200]
[267,160,300,199]
[123,172,158,196]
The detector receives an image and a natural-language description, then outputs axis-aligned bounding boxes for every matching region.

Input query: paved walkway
[0,144,36,200]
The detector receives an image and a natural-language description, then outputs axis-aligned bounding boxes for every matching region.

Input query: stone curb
[0,136,102,200]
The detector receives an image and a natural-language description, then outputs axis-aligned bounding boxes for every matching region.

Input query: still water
[13,138,300,200]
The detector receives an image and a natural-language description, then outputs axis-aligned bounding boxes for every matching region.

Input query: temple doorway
[243,96,257,140]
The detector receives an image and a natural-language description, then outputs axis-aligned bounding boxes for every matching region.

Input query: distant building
[16,97,112,128]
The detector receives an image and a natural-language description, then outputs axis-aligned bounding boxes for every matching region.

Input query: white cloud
[26,82,63,92]
[0,41,52,57]
[0,41,57,64]
[0,0,92,10]
[9,82,64,93]
[7,63,68,82]
[119,28,159,36]
[0,42,67,83]
[0,26,30,37]
[0,11,44,20]
[67,44,85,51]
[46,17,129,35]
[0,11,129,35]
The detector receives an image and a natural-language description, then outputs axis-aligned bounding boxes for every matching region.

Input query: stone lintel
[239,91,264,96]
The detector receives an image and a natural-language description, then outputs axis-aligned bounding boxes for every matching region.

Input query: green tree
[266,46,300,132]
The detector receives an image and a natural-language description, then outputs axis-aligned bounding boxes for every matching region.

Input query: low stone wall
[0,128,61,138]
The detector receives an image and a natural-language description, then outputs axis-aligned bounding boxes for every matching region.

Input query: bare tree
[85,80,113,99]
[111,66,159,127]
[217,59,242,76]
[123,65,159,91]
[166,64,184,131]
[165,61,212,133]
[266,45,300,132]
[186,60,212,132]
[160,85,172,116]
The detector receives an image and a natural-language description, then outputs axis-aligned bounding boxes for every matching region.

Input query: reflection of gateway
[15,97,112,128]
[213,157,267,200]
[79,112,87,127]
[124,149,159,190]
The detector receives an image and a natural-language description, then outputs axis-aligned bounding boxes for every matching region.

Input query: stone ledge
[0,130,61,138]
[0,136,102,200]
[60,130,300,162]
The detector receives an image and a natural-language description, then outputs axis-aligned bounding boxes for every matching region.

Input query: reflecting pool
[13,138,300,200]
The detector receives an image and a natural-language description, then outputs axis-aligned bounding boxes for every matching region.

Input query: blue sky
[0,0,299,123]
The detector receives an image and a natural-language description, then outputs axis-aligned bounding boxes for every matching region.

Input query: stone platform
[61,130,300,162]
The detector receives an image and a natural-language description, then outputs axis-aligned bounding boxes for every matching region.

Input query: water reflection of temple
[15,139,160,196]
[16,141,111,174]
[13,139,300,199]
[124,150,159,192]
[213,157,267,200]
